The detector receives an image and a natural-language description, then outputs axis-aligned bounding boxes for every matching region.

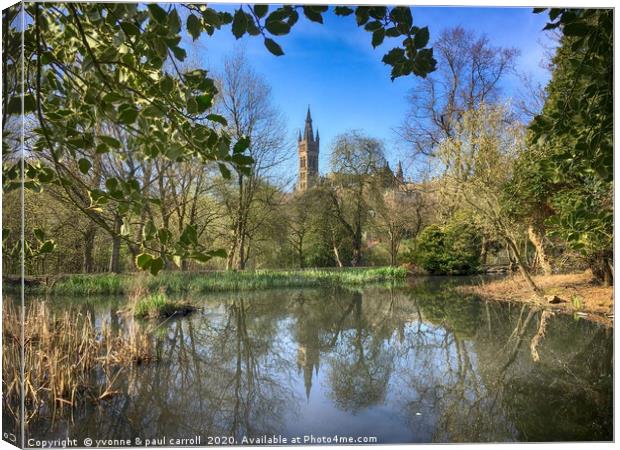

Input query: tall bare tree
[215,49,289,270]
[398,26,519,157]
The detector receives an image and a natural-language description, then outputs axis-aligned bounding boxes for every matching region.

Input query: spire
[315,129,319,142]
[297,130,302,142]
[396,160,404,182]
[303,106,314,141]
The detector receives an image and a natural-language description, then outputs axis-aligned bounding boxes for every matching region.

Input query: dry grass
[460,271,613,325]
[2,301,156,425]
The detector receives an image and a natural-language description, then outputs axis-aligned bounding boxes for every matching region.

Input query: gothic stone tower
[297,107,319,191]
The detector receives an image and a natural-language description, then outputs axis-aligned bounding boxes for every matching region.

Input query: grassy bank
[17,267,407,296]
[459,271,613,325]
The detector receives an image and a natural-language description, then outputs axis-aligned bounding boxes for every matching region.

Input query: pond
[11,277,614,444]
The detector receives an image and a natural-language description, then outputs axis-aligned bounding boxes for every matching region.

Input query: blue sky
[190,5,555,181]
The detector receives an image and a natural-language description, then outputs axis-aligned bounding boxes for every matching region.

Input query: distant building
[395,160,404,183]
[296,109,413,193]
[297,107,320,192]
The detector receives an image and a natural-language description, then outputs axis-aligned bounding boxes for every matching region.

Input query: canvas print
[1,2,613,447]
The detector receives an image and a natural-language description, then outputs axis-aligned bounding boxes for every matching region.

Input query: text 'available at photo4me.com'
[25,435,380,448]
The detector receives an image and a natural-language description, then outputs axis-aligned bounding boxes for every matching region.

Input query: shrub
[413,220,482,275]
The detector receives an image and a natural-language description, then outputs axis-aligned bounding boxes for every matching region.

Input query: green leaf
[232,8,247,39]
[385,26,400,37]
[391,6,412,29]
[149,257,164,275]
[23,94,36,112]
[187,97,198,114]
[100,136,121,149]
[135,253,153,270]
[118,105,138,124]
[102,92,124,104]
[7,94,35,114]
[208,248,228,258]
[254,4,268,18]
[355,7,370,26]
[171,46,186,61]
[206,114,228,126]
[364,20,382,32]
[382,47,405,65]
[371,29,385,48]
[265,20,290,36]
[120,21,140,36]
[414,26,430,49]
[39,240,55,254]
[186,14,202,40]
[37,167,54,183]
[167,9,181,33]
[334,6,354,16]
[142,220,157,241]
[78,158,92,175]
[143,105,164,117]
[264,38,284,56]
[155,80,172,98]
[33,228,45,241]
[302,6,323,23]
[195,94,212,112]
[190,251,212,263]
[7,97,21,114]
[233,136,250,154]
[180,224,198,245]
[147,4,167,24]
[158,228,172,245]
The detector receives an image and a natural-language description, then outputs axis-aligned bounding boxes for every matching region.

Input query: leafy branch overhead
[225,5,436,80]
[2,3,435,274]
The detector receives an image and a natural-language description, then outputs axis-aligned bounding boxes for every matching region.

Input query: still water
[25,278,613,443]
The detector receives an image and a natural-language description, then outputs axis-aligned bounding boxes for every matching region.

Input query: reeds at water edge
[2,301,156,425]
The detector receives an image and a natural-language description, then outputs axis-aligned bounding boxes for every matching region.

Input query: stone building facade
[297,108,320,192]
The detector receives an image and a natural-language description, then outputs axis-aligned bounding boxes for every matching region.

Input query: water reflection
[23,280,613,443]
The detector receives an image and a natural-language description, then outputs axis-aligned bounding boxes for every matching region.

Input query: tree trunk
[505,235,543,299]
[237,231,246,270]
[332,232,343,268]
[82,224,96,273]
[528,224,552,275]
[109,215,122,273]
[298,237,304,269]
[351,226,362,267]
[480,236,488,266]
[590,253,613,286]
[226,240,237,270]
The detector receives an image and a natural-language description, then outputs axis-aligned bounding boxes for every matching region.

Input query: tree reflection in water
[25,280,612,443]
